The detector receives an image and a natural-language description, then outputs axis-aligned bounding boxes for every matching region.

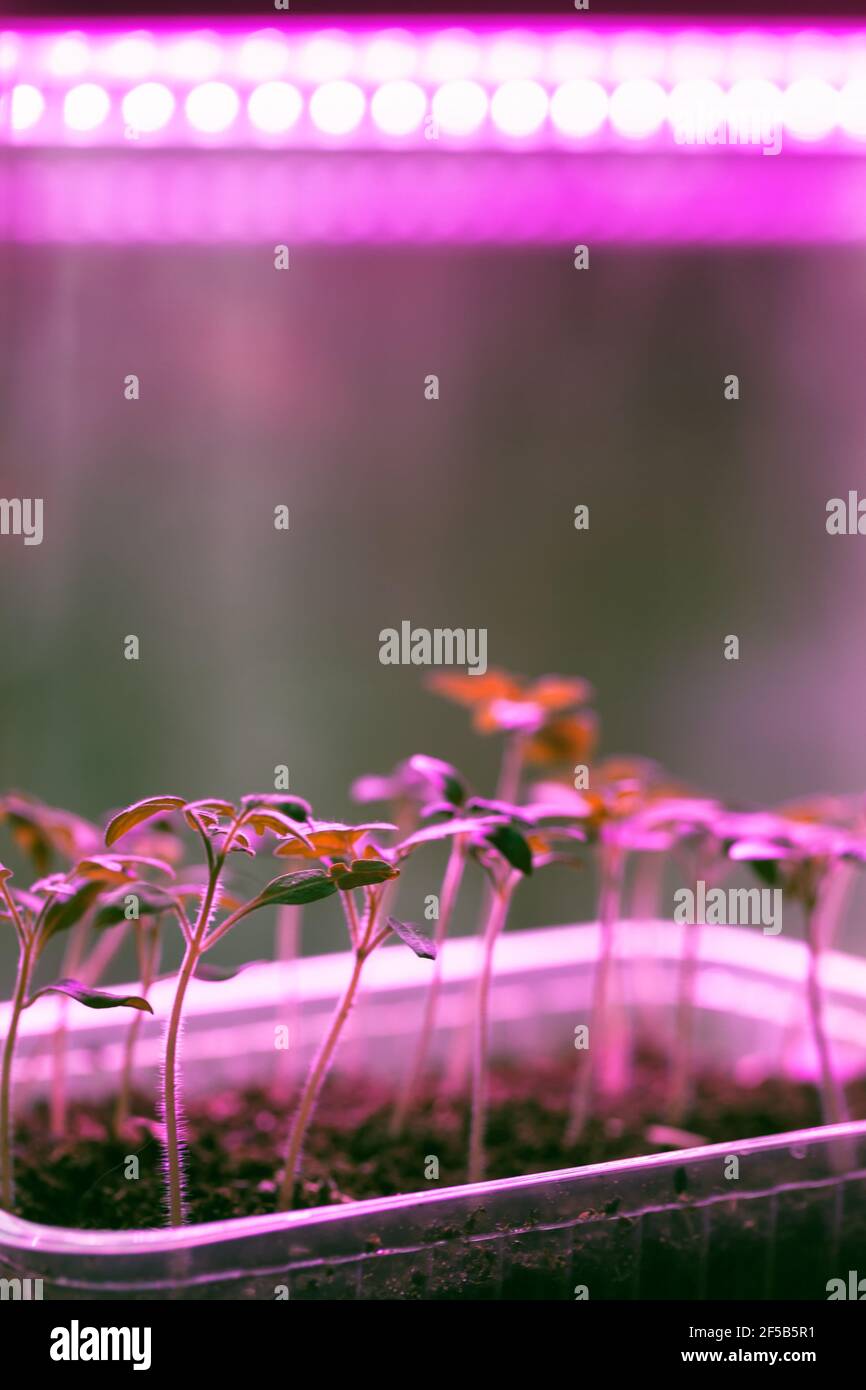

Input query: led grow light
[2,22,866,151]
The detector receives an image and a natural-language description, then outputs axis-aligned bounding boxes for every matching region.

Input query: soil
[13,1049,866,1232]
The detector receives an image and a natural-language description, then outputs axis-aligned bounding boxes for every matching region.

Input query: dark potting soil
[13,1050,866,1232]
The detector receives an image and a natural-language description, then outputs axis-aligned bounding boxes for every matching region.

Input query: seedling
[727,807,866,1128]
[0,857,155,1209]
[272,818,438,1210]
[104,793,332,1225]
[427,669,596,803]
[463,813,584,1182]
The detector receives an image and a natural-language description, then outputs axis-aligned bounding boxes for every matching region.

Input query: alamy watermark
[379,622,488,675]
[674,111,782,157]
[674,879,782,935]
[49,1320,152,1371]
[0,497,43,545]
[0,1276,43,1299]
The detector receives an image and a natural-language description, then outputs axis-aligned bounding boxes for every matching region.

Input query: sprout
[0,859,153,1210]
[275,819,439,1210]
[104,794,332,1225]
[427,669,595,803]
[724,802,866,1128]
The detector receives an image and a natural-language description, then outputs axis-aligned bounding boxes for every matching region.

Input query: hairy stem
[805,897,848,1128]
[162,856,225,1226]
[114,925,160,1137]
[0,938,35,1210]
[468,877,514,1185]
[566,843,624,1146]
[391,837,467,1135]
[278,949,367,1211]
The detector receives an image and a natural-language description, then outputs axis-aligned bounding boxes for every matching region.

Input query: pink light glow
[47,33,89,79]
[309,80,365,136]
[549,79,608,138]
[101,34,157,80]
[361,31,416,83]
[10,84,44,131]
[63,82,110,132]
[840,79,866,139]
[370,80,426,137]
[8,148,866,246]
[609,78,668,139]
[122,82,174,134]
[185,81,239,134]
[237,31,290,83]
[3,23,866,152]
[432,79,488,136]
[490,79,548,138]
[247,81,303,136]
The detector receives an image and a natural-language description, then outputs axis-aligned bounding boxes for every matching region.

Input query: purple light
[609,78,667,139]
[12,147,866,246]
[423,31,480,82]
[122,82,174,135]
[361,31,416,83]
[782,77,839,140]
[47,33,89,79]
[185,81,239,134]
[299,33,354,84]
[247,81,302,136]
[309,80,365,136]
[549,79,608,138]
[63,82,110,132]
[101,34,157,80]
[3,23,866,153]
[167,34,221,83]
[370,80,426,137]
[237,32,290,83]
[840,79,866,139]
[432,79,488,136]
[10,84,44,132]
[490,79,548,138]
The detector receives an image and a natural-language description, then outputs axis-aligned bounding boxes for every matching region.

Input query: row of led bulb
[6,76,866,142]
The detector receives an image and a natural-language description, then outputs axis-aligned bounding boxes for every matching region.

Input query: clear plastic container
[2,921,865,1299]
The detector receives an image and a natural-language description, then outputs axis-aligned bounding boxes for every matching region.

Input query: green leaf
[386,916,437,960]
[28,979,153,1013]
[258,869,338,907]
[747,857,782,888]
[486,825,533,875]
[406,755,467,807]
[93,884,177,928]
[105,796,186,847]
[40,880,104,944]
[330,858,398,891]
[194,959,268,982]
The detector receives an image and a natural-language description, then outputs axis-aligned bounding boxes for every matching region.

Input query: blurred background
[4,241,866,984]
[3,5,866,987]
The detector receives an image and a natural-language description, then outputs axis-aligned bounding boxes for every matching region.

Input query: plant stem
[565,842,624,1146]
[273,905,301,1101]
[669,916,699,1123]
[50,915,90,1136]
[0,938,34,1209]
[496,732,526,804]
[390,836,467,1135]
[468,877,514,1185]
[805,896,848,1128]
[114,925,160,1137]
[278,948,367,1211]
[162,858,225,1226]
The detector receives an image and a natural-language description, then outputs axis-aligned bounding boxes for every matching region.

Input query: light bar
[3,23,866,151]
